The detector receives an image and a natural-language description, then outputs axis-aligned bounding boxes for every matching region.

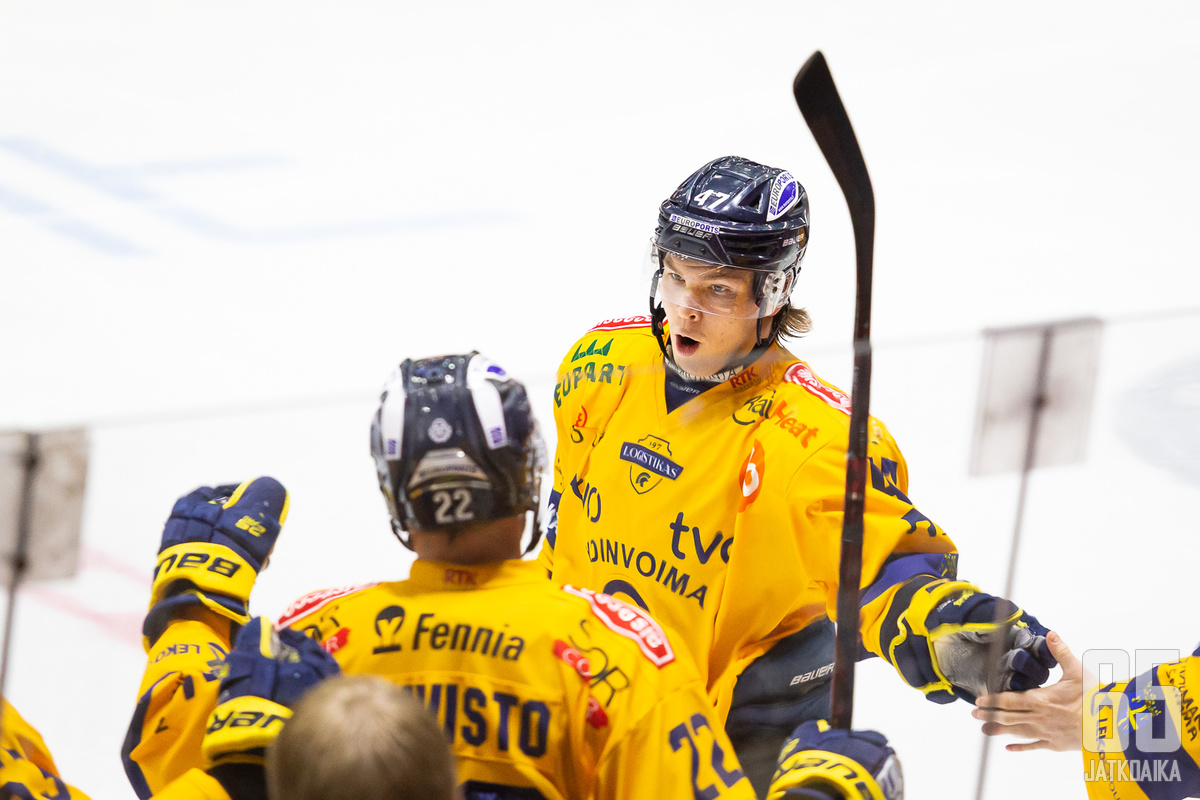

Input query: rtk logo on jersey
[620,435,684,494]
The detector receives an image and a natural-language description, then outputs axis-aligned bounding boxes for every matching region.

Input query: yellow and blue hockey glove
[885,579,1055,704]
[144,477,289,648]
[201,617,340,800]
[767,720,902,800]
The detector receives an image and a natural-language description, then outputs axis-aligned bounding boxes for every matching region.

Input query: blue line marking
[0,137,519,251]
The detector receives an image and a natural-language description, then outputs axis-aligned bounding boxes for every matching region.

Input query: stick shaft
[793,51,875,730]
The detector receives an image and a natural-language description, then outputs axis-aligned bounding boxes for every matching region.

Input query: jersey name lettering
[406,681,551,758]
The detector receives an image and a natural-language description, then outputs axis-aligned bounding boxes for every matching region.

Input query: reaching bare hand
[972,631,1089,752]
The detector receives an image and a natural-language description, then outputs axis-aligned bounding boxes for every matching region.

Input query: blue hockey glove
[767,720,902,800]
[201,617,340,771]
[885,579,1055,704]
[144,477,289,648]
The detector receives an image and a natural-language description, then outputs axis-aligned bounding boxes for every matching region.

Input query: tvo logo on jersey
[620,435,684,495]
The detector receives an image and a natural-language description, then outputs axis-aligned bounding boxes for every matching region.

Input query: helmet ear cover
[370,353,545,553]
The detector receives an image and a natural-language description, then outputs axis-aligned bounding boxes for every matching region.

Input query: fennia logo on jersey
[620,434,683,494]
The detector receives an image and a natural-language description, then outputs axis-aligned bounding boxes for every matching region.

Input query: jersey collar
[406,558,546,592]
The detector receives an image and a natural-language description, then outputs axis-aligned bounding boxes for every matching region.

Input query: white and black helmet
[369,352,545,552]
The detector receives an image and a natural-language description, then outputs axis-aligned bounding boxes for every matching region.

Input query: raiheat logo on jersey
[783,362,852,414]
[562,585,675,668]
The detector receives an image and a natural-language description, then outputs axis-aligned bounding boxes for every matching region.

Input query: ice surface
[1,2,1199,797]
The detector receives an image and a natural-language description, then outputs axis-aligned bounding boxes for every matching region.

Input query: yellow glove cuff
[150,542,258,609]
[201,696,293,769]
[768,748,888,800]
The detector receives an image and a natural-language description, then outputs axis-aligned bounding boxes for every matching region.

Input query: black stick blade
[793,51,875,244]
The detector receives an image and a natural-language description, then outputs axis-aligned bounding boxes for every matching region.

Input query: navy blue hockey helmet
[369,352,546,552]
[650,156,809,347]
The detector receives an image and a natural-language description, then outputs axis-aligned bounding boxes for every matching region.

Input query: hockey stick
[793,51,875,730]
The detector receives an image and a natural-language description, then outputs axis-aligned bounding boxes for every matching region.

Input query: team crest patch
[620,435,683,494]
[767,172,801,221]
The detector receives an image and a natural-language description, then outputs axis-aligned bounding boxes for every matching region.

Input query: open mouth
[674,334,700,357]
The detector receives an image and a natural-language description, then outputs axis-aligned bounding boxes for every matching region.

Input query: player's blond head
[266,674,456,800]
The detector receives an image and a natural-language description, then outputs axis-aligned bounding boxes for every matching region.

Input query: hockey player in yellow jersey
[123,352,757,800]
[541,155,1057,793]
[277,351,756,800]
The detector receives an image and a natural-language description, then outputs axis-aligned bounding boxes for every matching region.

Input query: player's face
[660,256,766,378]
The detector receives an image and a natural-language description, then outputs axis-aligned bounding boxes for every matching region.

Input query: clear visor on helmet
[646,241,792,319]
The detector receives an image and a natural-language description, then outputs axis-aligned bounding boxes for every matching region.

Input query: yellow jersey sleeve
[1084,647,1200,799]
[123,615,231,799]
[0,701,93,800]
[791,417,958,657]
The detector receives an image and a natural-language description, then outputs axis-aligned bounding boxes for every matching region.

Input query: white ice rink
[2,2,1199,797]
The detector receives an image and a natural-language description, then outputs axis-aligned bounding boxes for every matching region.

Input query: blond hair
[267,674,456,800]
[771,301,812,341]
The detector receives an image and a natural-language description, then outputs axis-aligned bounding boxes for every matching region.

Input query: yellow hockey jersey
[125,559,755,800]
[540,317,959,720]
[278,559,754,800]
[1084,645,1200,799]
[0,700,92,800]
[152,769,230,800]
